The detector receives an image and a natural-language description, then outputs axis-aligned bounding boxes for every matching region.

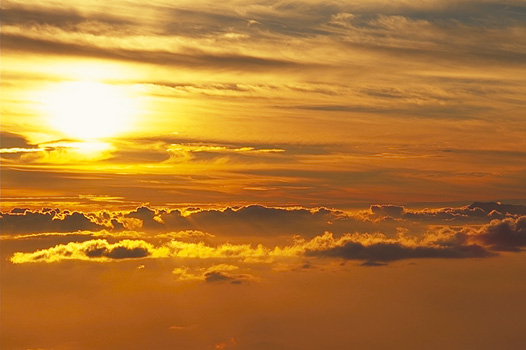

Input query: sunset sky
[1,0,526,349]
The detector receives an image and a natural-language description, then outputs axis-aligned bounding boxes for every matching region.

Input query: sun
[42,81,137,140]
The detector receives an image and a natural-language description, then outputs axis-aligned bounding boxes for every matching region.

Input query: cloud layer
[472,216,526,251]
[3,202,525,238]
[8,227,500,267]
[11,215,526,265]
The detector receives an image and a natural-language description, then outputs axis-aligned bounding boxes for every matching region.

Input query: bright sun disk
[42,81,137,140]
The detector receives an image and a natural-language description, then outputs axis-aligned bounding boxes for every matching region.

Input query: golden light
[42,81,138,140]
[47,140,113,154]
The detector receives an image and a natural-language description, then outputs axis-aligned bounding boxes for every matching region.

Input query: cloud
[472,216,526,251]
[111,205,347,238]
[4,202,525,239]
[9,236,295,264]
[156,202,526,238]
[167,205,338,236]
[205,271,236,283]
[1,4,133,29]
[303,231,494,264]
[11,225,503,266]
[0,209,111,234]
[0,147,44,154]
[10,239,157,263]
[86,244,150,259]
[309,240,492,262]
[6,204,526,268]
[2,33,315,73]
[369,202,526,223]
[370,204,405,218]
[0,132,44,160]
[468,202,526,216]
[214,337,238,349]
[157,230,215,240]
[4,0,523,81]
[173,264,257,284]
[123,206,164,230]
[1,141,115,165]
[163,143,285,165]
[167,143,284,156]
[0,131,34,148]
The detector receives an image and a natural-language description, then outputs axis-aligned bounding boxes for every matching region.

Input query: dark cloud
[370,204,405,218]
[11,213,526,267]
[0,210,108,234]
[1,34,318,73]
[400,2,526,25]
[158,205,342,237]
[400,202,526,223]
[469,202,526,216]
[286,104,487,120]
[1,5,133,28]
[10,208,30,214]
[204,271,234,283]
[124,206,164,230]
[474,216,526,251]
[5,202,526,239]
[204,271,254,285]
[0,132,33,149]
[2,6,85,26]
[161,8,248,37]
[110,219,125,231]
[154,2,336,39]
[87,245,150,259]
[306,241,493,262]
[2,0,524,84]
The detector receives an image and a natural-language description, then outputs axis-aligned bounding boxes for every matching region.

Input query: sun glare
[42,81,138,140]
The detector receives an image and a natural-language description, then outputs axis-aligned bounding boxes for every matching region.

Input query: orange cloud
[10,227,498,266]
[173,264,258,284]
[7,204,526,266]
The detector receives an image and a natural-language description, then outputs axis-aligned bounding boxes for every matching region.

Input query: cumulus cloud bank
[304,232,493,262]
[6,203,526,272]
[0,208,121,234]
[3,202,525,238]
[471,216,526,251]
[12,222,516,266]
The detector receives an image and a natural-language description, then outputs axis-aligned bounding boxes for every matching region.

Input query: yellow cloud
[8,222,500,265]
[10,239,158,263]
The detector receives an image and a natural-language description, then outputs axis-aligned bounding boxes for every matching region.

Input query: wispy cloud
[1,0,525,216]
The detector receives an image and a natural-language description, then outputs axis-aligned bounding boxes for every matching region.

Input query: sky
[1,0,526,349]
